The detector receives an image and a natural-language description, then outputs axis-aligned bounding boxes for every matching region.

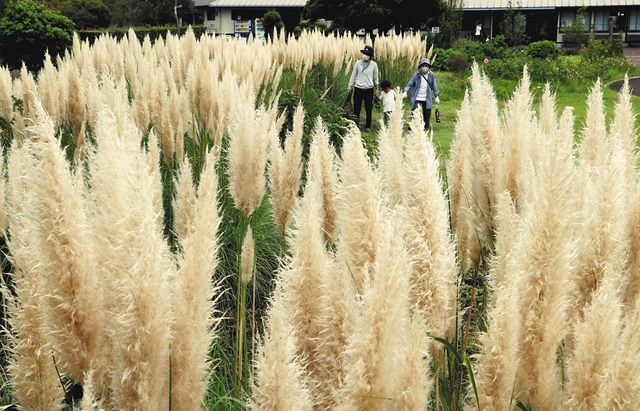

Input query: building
[461,0,640,44]
[195,0,308,36]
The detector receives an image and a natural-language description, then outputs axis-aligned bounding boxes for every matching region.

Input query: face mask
[362,54,371,61]
[420,66,429,74]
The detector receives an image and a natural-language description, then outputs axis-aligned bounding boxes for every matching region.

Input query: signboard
[431,26,440,34]
[234,20,252,38]
[255,18,266,44]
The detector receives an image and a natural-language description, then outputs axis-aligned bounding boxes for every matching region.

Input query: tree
[60,0,111,29]
[102,0,193,27]
[564,6,589,46]
[263,9,284,40]
[436,0,462,48]
[501,1,527,45]
[0,0,74,70]
[305,0,438,33]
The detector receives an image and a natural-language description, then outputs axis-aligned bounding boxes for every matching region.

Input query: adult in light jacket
[404,58,440,130]
[347,45,379,132]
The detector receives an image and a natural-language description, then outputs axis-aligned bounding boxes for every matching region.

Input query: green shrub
[263,9,284,40]
[433,48,466,71]
[293,19,329,38]
[78,25,205,43]
[483,53,635,84]
[60,0,110,29]
[526,40,559,59]
[0,0,74,70]
[482,56,526,81]
[450,36,514,62]
[581,38,624,61]
[449,54,470,73]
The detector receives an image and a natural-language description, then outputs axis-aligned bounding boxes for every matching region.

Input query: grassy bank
[360,65,640,159]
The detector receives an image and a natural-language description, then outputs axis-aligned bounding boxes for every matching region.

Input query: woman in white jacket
[347,45,379,132]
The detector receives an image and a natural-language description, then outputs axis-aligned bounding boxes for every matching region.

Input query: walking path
[609,48,640,95]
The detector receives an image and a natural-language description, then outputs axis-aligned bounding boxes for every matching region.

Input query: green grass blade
[463,355,480,410]
[433,337,464,364]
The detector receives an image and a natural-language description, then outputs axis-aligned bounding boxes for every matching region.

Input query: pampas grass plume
[403,111,457,341]
[306,117,338,243]
[251,286,314,411]
[227,102,270,217]
[0,66,12,120]
[5,140,64,410]
[270,102,305,234]
[171,150,223,410]
[338,211,412,410]
[27,101,104,384]
[335,125,381,290]
[241,227,255,285]
[173,158,196,244]
[474,192,521,411]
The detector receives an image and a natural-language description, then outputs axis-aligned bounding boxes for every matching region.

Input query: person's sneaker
[364,127,371,132]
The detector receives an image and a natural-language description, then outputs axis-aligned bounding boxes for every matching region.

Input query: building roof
[462,0,640,9]
[196,0,307,7]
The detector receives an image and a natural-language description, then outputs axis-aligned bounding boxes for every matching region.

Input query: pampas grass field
[0,27,639,410]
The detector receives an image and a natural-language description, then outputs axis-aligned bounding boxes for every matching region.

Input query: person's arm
[348,61,359,92]
[431,72,440,103]
[374,63,380,95]
[404,73,416,93]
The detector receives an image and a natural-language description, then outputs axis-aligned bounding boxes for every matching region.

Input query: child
[380,80,396,126]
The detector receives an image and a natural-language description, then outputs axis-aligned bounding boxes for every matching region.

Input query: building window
[559,10,588,32]
[594,10,610,32]
[630,11,640,31]
[559,10,576,31]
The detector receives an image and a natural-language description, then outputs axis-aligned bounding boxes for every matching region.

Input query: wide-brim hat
[361,45,374,56]
[418,58,432,68]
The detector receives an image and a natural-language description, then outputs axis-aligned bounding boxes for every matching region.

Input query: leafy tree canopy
[0,0,74,70]
[305,0,441,33]
[59,0,111,29]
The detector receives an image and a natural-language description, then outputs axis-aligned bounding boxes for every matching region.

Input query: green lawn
[360,70,640,159]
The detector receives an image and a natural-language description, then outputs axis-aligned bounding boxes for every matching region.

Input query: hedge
[78,25,206,43]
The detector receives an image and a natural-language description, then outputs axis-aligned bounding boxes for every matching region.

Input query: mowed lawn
[360,69,640,160]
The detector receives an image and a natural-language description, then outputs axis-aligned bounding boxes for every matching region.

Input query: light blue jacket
[404,70,439,110]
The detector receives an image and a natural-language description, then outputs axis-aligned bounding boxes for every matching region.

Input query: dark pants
[354,87,374,128]
[416,101,432,130]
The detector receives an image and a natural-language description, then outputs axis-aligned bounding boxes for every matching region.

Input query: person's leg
[353,88,364,124]
[364,88,374,129]
[423,104,432,130]
[383,112,390,126]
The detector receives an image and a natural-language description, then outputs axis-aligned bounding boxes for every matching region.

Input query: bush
[449,54,470,73]
[293,19,329,38]
[432,48,467,71]
[60,0,110,29]
[526,40,559,59]
[78,25,205,44]
[450,37,514,62]
[581,38,624,61]
[263,10,284,40]
[0,0,74,70]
